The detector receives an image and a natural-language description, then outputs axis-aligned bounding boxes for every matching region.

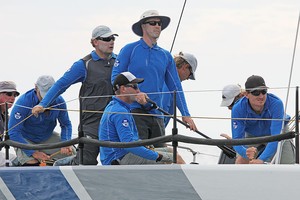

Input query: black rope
[1,131,295,150]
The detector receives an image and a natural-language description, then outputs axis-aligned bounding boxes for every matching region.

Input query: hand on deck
[32,105,45,117]
[182,116,197,131]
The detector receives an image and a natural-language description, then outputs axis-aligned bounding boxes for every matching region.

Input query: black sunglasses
[250,89,267,96]
[143,21,162,26]
[96,35,115,42]
[3,92,19,97]
[124,84,139,90]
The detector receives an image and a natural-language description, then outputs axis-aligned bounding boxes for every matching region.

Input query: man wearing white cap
[9,75,74,166]
[220,84,245,110]
[0,81,19,166]
[162,52,198,127]
[32,25,118,165]
[111,10,197,147]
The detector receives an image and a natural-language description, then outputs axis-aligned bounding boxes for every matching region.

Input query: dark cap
[113,72,144,91]
[245,75,268,91]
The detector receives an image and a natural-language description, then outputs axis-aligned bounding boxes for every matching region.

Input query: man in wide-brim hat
[111,10,197,148]
[132,10,170,37]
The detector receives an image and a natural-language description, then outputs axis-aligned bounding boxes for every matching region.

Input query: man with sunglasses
[112,10,197,148]
[0,81,19,166]
[32,25,118,165]
[231,75,294,164]
[162,52,198,127]
[99,72,185,165]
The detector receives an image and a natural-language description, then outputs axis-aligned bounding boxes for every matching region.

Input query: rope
[0,131,294,150]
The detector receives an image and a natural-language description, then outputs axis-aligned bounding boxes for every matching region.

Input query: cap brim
[131,78,144,84]
[249,86,268,92]
[0,89,20,96]
[132,16,170,36]
[188,73,195,80]
[220,97,235,107]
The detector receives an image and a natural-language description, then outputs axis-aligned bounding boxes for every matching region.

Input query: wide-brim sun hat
[132,10,170,37]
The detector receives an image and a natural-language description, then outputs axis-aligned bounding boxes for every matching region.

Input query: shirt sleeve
[111,46,131,84]
[165,54,191,117]
[112,113,158,160]
[56,97,72,141]
[258,99,284,161]
[231,104,248,158]
[39,60,86,108]
[8,97,35,156]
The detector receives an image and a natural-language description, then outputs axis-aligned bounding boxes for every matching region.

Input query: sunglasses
[143,21,162,26]
[124,84,139,90]
[96,36,115,42]
[3,92,19,97]
[250,89,267,96]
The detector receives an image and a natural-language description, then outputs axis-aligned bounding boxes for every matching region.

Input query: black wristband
[156,154,163,162]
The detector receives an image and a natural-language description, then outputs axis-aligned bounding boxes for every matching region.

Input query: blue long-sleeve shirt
[38,51,117,108]
[8,89,72,156]
[99,97,158,165]
[161,85,174,126]
[231,93,289,161]
[111,39,190,118]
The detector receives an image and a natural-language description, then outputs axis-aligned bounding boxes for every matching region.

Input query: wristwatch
[156,153,163,162]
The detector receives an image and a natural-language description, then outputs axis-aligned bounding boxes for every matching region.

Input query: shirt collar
[139,38,159,50]
[91,50,117,61]
[113,96,131,110]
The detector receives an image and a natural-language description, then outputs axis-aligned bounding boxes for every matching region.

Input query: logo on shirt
[113,60,119,67]
[14,112,21,120]
[233,121,238,129]
[122,119,129,127]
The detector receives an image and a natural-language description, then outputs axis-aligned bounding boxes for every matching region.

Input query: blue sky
[1,0,300,163]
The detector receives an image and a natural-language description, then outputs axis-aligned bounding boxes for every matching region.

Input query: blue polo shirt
[99,97,158,165]
[231,93,289,161]
[111,39,190,118]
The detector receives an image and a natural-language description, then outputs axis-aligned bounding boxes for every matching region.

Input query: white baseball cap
[220,84,241,107]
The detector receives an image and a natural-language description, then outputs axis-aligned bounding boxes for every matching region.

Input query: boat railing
[1,86,299,166]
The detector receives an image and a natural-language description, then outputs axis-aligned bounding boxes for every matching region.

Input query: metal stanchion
[172,91,178,163]
[78,96,84,165]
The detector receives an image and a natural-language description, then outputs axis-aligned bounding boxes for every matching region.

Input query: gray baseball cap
[91,25,118,39]
[36,75,55,98]
[177,52,198,80]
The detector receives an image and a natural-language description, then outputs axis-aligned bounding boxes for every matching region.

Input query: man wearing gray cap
[0,81,19,166]
[111,10,197,147]
[9,75,74,166]
[32,25,118,165]
[162,52,198,127]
